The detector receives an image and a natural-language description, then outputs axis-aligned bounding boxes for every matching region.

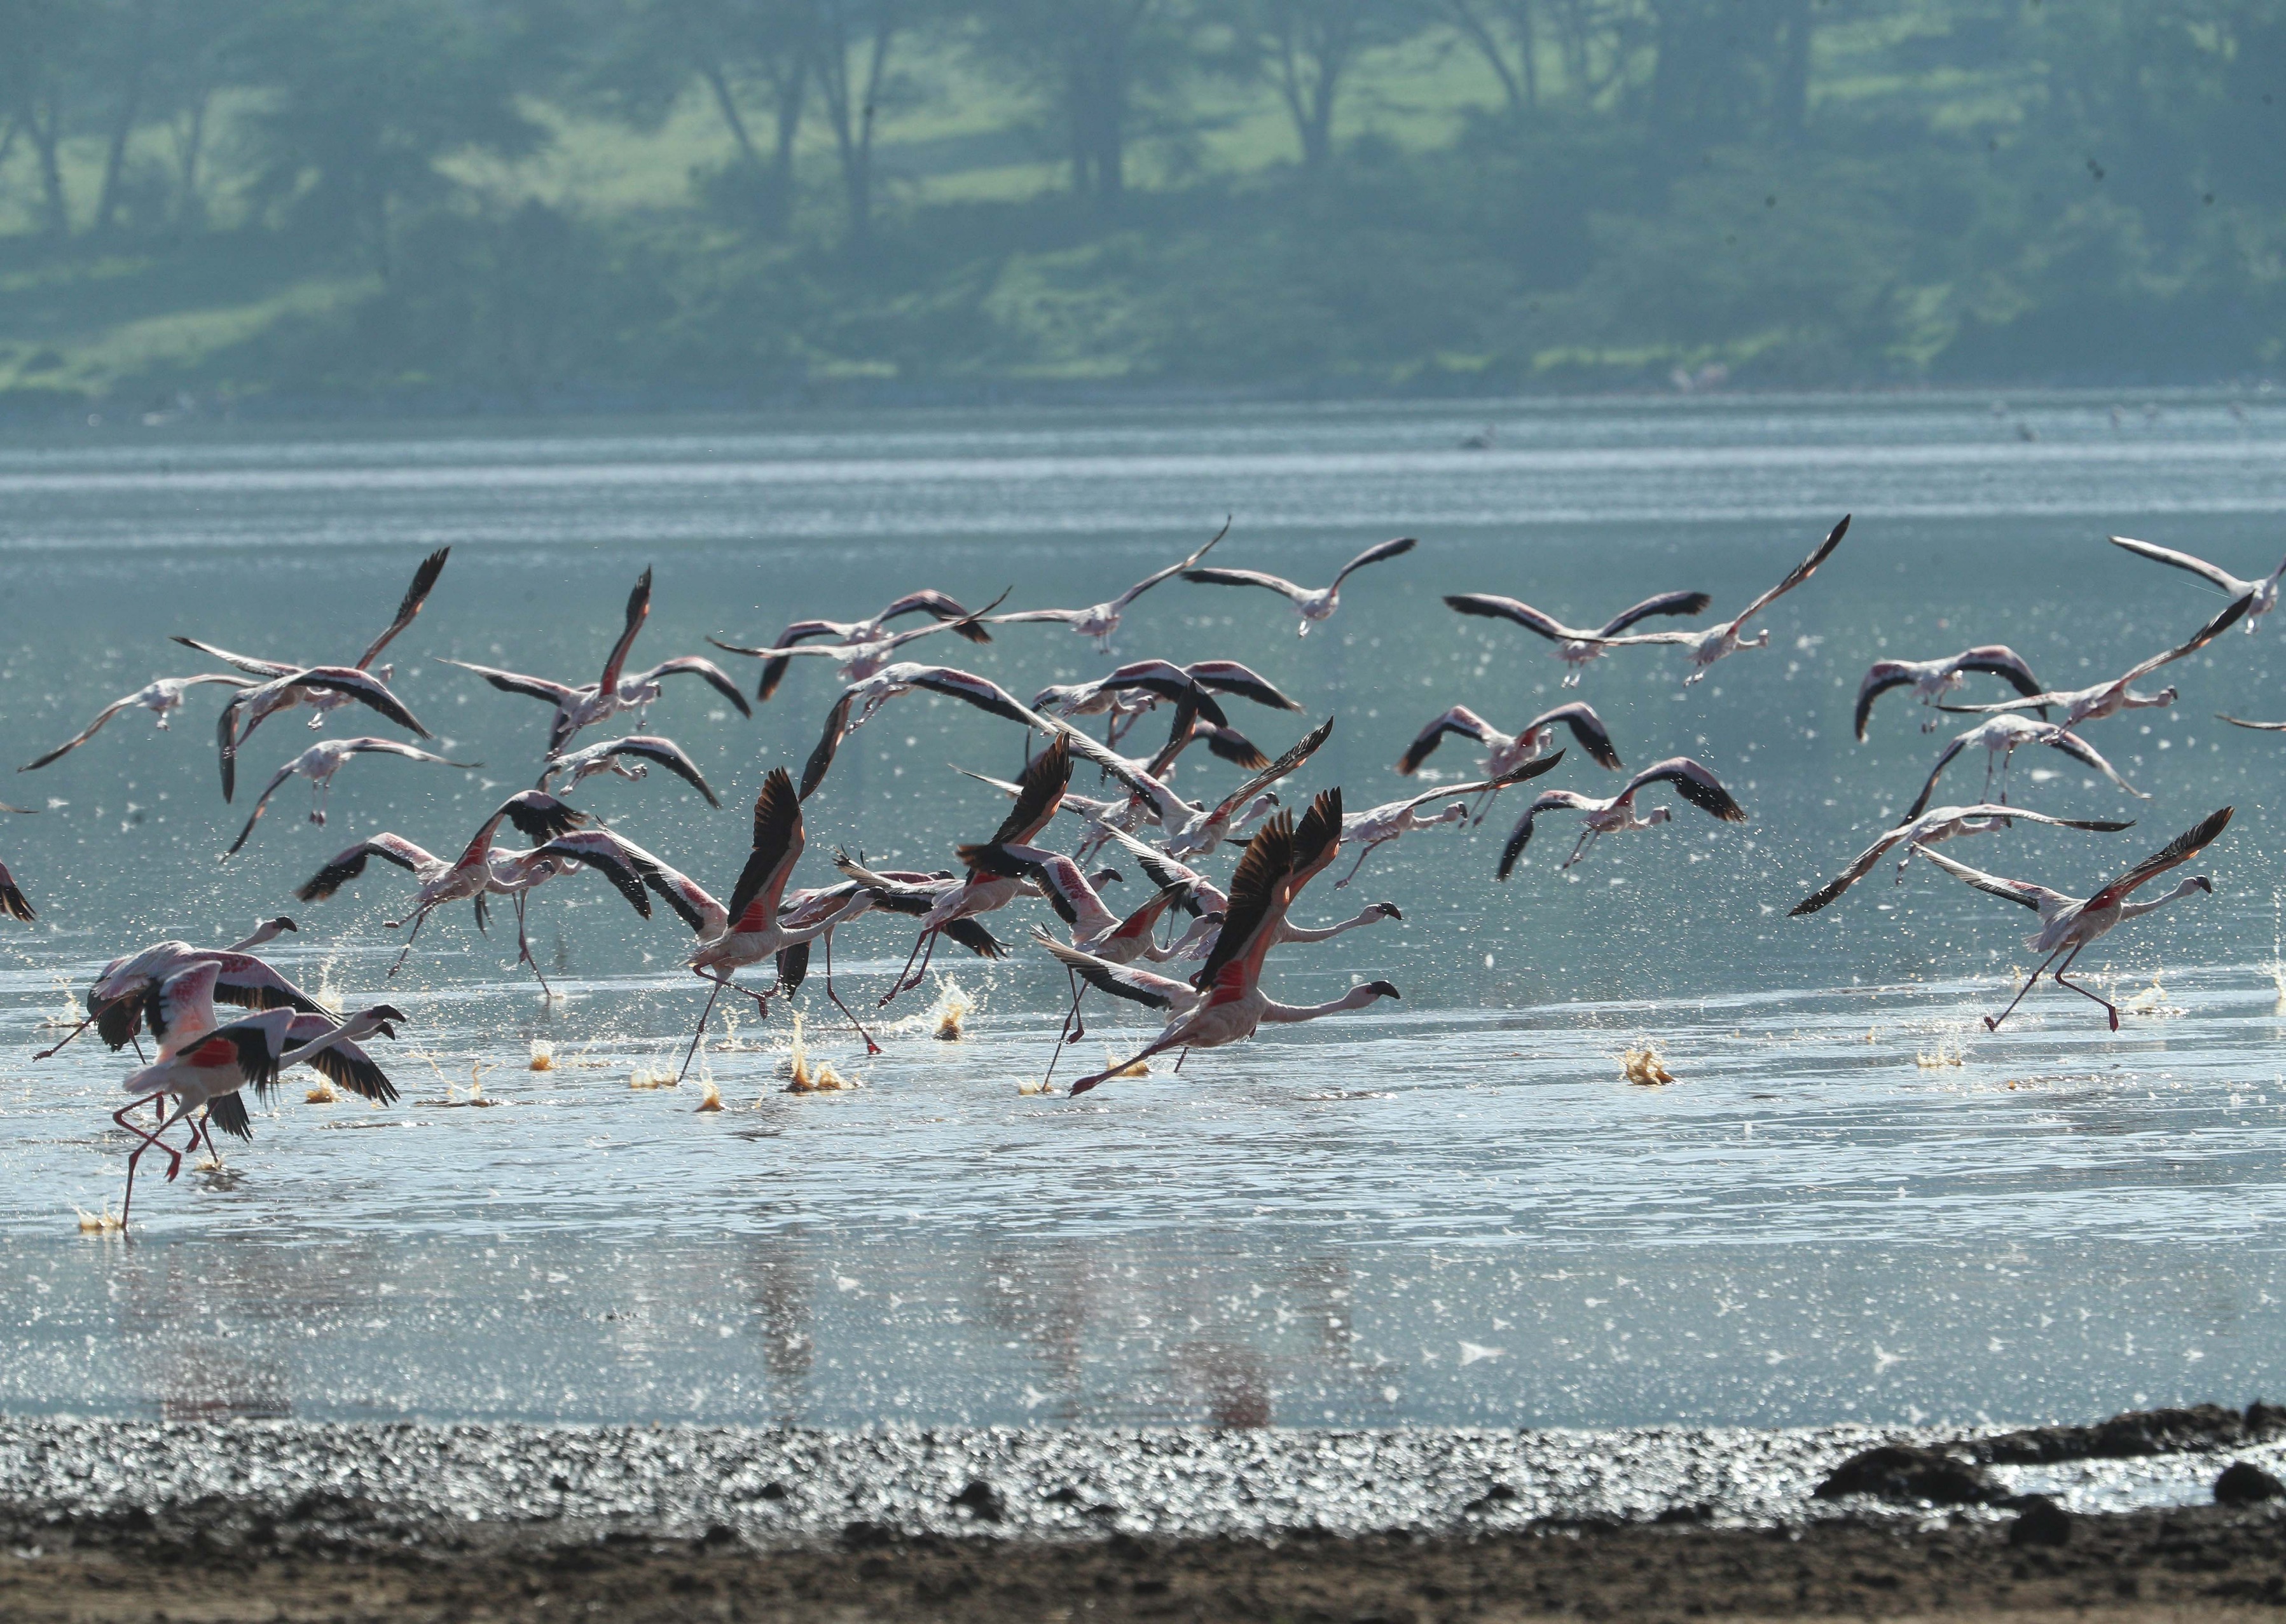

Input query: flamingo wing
[986,735,1072,848]
[436,657,577,706]
[221,757,306,860]
[725,767,804,930]
[356,546,450,670]
[1952,645,2046,701]
[1627,757,1748,823]
[1189,809,1296,993]
[1397,706,1497,774]
[1721,514,1850,633]
[1530,701,1622,769]
[1443,593,1580,643]
[2218,713,2286,731]
[19,693,141,771]
[1112,518,1229,612]
[1392,750,1566,816]
[1185,659,1301,711]
[1789,829,1910,916]
[2119,593,2252,683]
[1497,790,1599,879]
[170,636,298,679]
[2084,806,2233,911]
[2109,534,2245,595]
[1183,565,1310,605]
[1033,928,1192,1009]
[1596,590,1713,637]
[295,832,441,901]
[1331,535,1417,587]
[2040,727,2147,800]
[532,832,659,918]
[1852,663,1920,741]
[1207,715,1333,822]
[0,858,29,922]
[1918,845,2061,913]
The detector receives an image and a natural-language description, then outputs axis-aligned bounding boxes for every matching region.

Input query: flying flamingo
[133,958,403,1111]
[1853,647,2046,738]
[1441,589,1711,687]
[1904,714,2144,818]
[474,829,666,998]
[1059,716,1333,860]
[1497,758,1746,876]
[1337,755,1568,886]
[1031,661,1230,731]
[1181,537,1417,635]
[294,791,591,973]
[2110,535,2286,634]
[18,675,251,771]
[989,521,1228,652]
[40,917,312,1061]
[1934,597,2250,732]
[708,593,1005,697]
[1922,806,2231,1031]
[1068,791,1401,1095]
[112,965,406,1228]
[1398,701,1620,781]
[1787,805,2135,916]
[722,588,996,701]
[537,735,719,805]
[797,664,1051,801]
[172,546,450,729]
[221,738,481,858]
[439,568,752,756]
[1091,822,1403,953]
[636,767,872,1079]
[1585,516,1852,684]
[213,668,434,801]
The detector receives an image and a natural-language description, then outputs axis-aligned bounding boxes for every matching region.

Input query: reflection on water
[3,391,2285,1429]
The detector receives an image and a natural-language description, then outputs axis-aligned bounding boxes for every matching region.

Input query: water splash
[528,1039,555,1071]
[694,1078,723,1111]
[1622,1042,1676,1085]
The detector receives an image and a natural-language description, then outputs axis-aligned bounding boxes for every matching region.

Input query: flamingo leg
[677,979,726,1085]
[1070,1031,1185,1096]
[880,926,940,1007]
[516,893,554,1001]
[34,1013,96,1061]
[1041,976,1083,1095]
[1333,841,1376,890]
[121,1098,201,1227]
[820,929,881,1055]
[1985,944,2068,1031]
[387,908,430,976]
[1560,827,1596,870]
[130,1034,147,1063]
[2049,943,2121,1031]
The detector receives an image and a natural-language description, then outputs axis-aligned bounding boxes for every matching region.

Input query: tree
[0,0,84,238]
[1240,0,1419,170]
[588,0,811,233]
[1644,0,1819,148]
[238,0,556,280]
[808,0,905,246]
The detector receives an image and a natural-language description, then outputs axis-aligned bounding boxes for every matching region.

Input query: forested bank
[1,1,2280,413]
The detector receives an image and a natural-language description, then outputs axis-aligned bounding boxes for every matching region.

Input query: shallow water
[3,389,2284,1430]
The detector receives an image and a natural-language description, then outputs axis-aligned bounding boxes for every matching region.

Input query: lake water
[3,389,2284,1431]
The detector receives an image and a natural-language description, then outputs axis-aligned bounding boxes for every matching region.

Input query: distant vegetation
[0,0,2279,411]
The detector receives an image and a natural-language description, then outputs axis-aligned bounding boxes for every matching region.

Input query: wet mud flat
[3,1407,2285,1621]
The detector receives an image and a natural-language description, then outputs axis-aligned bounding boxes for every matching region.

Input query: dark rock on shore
[1813,1444,2004,1505]
[2214,1461,2285,1506]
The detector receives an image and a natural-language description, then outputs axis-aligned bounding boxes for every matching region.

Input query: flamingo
[1336,755,1568,886]
[171,545,450,729]
[720,588,995,701]
[989,521,1228,652]
[1496,757,1746,876]
[473,829,666,998]
[1032,661,1230,731]
[18,675,252,771]
[1921,806,2231,1031]
[1441,589,1711,687]
[2111,535,2286,633]
[878,738,1078,1005]
[293,790,591,973]
[213,668,434,801]
[1068,791,1401,1094]
[1585,516,1851,683]
[221,738,481,858]
[41,916,313,1061]
[112,965,407,1228]
[2218,713,2286,734]
[637,767,872,1079]
[0,799,31,921]
[1932,597,2250,729]
[797,664,1050,801]
[1181,537,1417,636]
[1090,823,1400,953]
[1398,701,1620,780]
[708,593,1005,697]
[437,567,752,757]
[1059,717,1334,860]
[1905,715,2144,818]
[1787,805,2136,916]
[537,735,719,806]
[1853,647,2046,738]
[134,958,403,1110]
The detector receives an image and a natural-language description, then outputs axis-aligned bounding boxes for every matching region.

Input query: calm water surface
[3,390,2283,1429]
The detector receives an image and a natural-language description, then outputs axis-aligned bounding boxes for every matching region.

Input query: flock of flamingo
[3,520,2271,1227]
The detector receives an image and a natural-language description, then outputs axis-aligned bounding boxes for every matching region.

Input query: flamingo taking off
[1498,758,1745,876]
[1905,714,2144,818]
[1059,716,1333,860]
[42,916,313,1061]
[1068,790,1400,1094]
[476,829,667,998]
[798,664,1047,801]
[537,735,719,806]
[439,568,752,757]
[709,593,1005,698]
[724,588,995,701]
[294,790,591,973]
[222,738,481,858]
[1181,537,1417,636]
[1441,589,1711,687]
[989,521,1227,652]
[2111,534,2286,634]
[1853,647,2045,738]
[19,675,251,771]
[172,545,450,729]
[1336,755,1568,886]
[1787,804,2135,916]
[1587,516,1851,684]
[1922,806,2231,1031]
[1931,596,2249,729]
[214,667,434,801]
[1398,701,1620,779]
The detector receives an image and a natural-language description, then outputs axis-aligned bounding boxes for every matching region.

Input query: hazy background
[0,0,2279,415]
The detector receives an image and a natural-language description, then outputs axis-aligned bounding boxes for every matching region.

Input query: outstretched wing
[2118,593,2252,684]
[2086,806,2233,911]
[2218,713,2286,732]
[20,694,139,771]
[584,736,717,805]
[2041,726,2147,801]
[2109,534,2243,595]
[628,655,754,717]
[726,767,804,930]
[599,567,652,693]
[1186,659,1300,711]
[1529,702,1622,769]
[0,857,31,922]
[799,693,857,802]
[1113,518,1229,612]
[1918,845,2055,912]
[220,757,303,860]
[357,546,450,670]
[1627,757,1747,823]
[1032,928,1190,1009]
[436,657,577,706]
[295,832,438,902]
[1953,645,2045,701]
[170,636,298,679]
[1191,809,1295,993]
[1389,750,1566,816]
[1182,565,1309,604]
[988,736,1071,848]
[1724,514,1850,633]
[532,832,659,918]
[1397,706,1496,775]
[1496,790,1598,881]
[1596,590,1712,638]
[1788,828,1910,917]
[1331,535,1417,587]
[1852,663,1920,741]
[1904,733,1972,820]
[1208,716,1333,822]
[1442,594,1577,643]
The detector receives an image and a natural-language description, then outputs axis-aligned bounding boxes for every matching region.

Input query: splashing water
[312,955,345,1016]
[304,1079,340,1103]
[694,1078,722,1111]
[925,977,977,1042]
[1622,1043,1677,1086]
[628,1066,678,1091]
[37,977,81,1031]
[1916,1045,1967,1069]
[72,1204,123,1234]
[528,1039,555,1071]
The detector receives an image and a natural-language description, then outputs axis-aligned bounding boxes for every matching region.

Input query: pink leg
[33,1013,95,1061]
[2049,944,2119,1031]
[676,979,726,1085]
[820,930,881,1056]
[1985,945,2066,1031]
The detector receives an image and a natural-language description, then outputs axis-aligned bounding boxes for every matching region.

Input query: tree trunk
[1444,0,1525,116]
[28,98,68,239]
[813,0,895,249]
[765,53,806,231]
[170,91,209,231]
[1773,0,1812,140]
[698,59,778,230]
[93,0,155,234]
